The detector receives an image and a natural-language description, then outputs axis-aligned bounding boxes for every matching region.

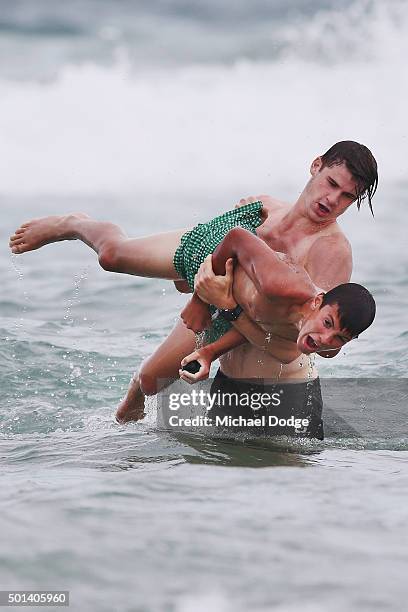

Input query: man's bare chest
[256,222,315,268]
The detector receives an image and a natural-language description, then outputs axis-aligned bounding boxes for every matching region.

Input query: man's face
[297,298,353,354]
[303,158,359,222]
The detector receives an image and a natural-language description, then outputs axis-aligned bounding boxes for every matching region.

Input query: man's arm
[179,327,247,383]
[212,227,316,302]
[194,256,302,364]
[180,293,212,332]
[180,226,315,333]
[180,320,300,384]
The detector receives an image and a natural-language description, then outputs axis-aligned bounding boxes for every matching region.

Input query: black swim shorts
[208,369,324,440]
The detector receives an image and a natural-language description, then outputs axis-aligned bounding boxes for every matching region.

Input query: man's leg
[116,319,197,422]
[10,213,187,279]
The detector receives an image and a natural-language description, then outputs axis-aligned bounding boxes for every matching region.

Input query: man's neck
[289,295,317,329]
[276,197,336,237]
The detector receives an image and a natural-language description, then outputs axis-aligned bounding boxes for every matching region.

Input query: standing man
[116,141,378,424]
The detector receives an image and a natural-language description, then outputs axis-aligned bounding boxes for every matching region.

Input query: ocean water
[1,1,408,610]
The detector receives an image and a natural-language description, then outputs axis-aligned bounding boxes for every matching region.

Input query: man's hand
[180,295,211,332]
[194,255,236,309]
[235,195,261,208]
[179,348,213,384]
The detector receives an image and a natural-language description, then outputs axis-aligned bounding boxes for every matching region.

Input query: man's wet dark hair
[321,283,376,338]
[320,141,378,215]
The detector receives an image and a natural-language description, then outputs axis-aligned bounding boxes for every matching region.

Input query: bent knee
[139,368,159,396]
[98,242,122,272]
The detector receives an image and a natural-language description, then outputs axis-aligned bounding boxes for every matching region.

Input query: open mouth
[317,202,330,214]
[305,335,319,351]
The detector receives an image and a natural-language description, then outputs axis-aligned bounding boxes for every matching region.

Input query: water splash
[9,253,31,339]
[62,265,90,326]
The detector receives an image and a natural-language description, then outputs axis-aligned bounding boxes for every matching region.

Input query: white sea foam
[0,0,406,196]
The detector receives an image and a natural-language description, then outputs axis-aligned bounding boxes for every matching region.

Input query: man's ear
[312,293,325,310]
[310,157,323,177]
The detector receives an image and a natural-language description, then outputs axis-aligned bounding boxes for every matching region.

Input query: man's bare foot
[9,212,90,254]
[115,396,146,423]
[115,372,148,423]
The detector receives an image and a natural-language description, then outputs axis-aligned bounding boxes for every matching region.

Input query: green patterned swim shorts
[173,200,263,343]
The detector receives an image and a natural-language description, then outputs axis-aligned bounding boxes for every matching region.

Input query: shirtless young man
[9,141,378,423]
[121,140,377,422]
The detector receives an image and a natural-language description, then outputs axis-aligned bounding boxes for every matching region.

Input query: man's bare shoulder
[310,228,352,257]
[306,230,353,289]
